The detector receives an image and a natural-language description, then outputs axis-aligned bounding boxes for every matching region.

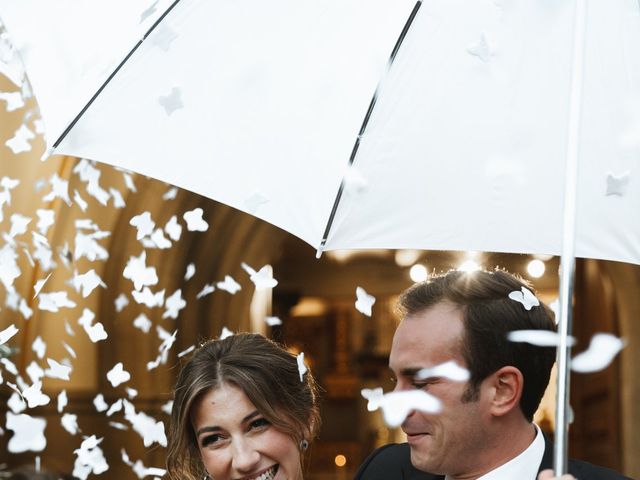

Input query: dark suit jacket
[354,440,632,479]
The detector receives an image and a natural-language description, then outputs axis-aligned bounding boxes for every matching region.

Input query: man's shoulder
[353,443,441,480]
[568,458,633,480]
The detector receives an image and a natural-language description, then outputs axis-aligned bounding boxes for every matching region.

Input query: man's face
[389,302,491,477]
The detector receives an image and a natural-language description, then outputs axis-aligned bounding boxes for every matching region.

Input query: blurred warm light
[409,264,428,282]
[527,259,546,278]
[290,297,329,316]
[334,454,347,467]
[458,259,481,272]
[534,253,554,261]
[395,249,422,267]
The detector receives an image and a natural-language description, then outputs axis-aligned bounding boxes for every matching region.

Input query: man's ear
[486,366,524,417]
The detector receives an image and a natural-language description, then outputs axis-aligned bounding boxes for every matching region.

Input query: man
[354,269,630,480]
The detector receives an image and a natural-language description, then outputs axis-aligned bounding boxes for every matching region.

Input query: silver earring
[300,439,309,451]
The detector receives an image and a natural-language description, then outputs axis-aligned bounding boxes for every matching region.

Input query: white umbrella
[1,0,639,474]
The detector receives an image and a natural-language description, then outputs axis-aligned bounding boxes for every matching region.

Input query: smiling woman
[167,333,320,480]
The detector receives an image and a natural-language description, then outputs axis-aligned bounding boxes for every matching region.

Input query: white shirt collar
[444,424,545,480]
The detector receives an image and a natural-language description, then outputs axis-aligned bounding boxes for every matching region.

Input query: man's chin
[409,441,442,475]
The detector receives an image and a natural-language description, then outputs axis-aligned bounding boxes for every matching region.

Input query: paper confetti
[61,413,80,435]
[217,275,241,294]
[5,124,35,154]
[416,360,470,382]
[241,263,278,290]
[184,263,196,281]
[107,363,131,388]
[0,324,18,345]
[360,387,384,412]
[164,215,182,241]
[57,390,68,413]
[183,208,208,231]
[605,171,631,197]
[70,269,106,298]
[6,412,47,452]
[78,309,108,343]
[467,32,491,62]
[297,352,308,382]
[196,283,215,299]
[508,287,540,310]
[571,333,625,373]
[163,289,186,319]
[9,213,31,237]
[162,186,178,200]
[129,212,155,240]
[158,87,183,115]
[220,327,234,340]
[93,394,108,413]
[123,399,167,447]
[507,330,576,347]
[133,314,152,334]
[73,436,109,479]
[45,358,72,381]
[379,390,442,428]
[123,251,158,291]
[355,286,376,316]
[23,381,50,408]
[132,287,165,307]
[114,293,129,312]
[265,316,282,326]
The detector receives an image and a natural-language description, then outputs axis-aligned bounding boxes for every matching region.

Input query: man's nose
[231,438,261,474]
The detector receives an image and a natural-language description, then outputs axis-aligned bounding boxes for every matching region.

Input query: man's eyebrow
[195,410,260,437]
[389,367,423,378]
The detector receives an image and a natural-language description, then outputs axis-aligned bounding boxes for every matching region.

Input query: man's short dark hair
[399,269,557,422]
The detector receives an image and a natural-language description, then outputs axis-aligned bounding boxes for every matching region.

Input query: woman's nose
[231,439,261,474]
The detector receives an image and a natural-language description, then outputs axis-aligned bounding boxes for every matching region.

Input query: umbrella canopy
[1,0,638,265]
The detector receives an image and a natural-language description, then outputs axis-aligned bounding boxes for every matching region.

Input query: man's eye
[201,434,221,447]
[389,377,398,384]
[250,418,270,430]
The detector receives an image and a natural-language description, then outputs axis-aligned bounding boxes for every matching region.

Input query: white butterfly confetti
[107,362,131,387]
[150,228,171,249]
[78,309,108,343]
[196,283,215,299]
[164,215,182,241]
[220,327,234,340]
[0,90,24,111]
[507,330,576,347]
[70,269,106,298]
[158,86,183,115]
[9,213,31,238]
[217,275,241,294]
[355,286,376,317]
[106,399,123,417]
[123,251,158,291]
[163,289,186,319]
[26,361,44,384]
[571,333,625,373]
[35,209,55,235]
[183,208,208,231]
[23,380,50,408]
[0,324,18,345]
[467,32,491,62]
[33,274,52,298]
[297,352,308,382]
[184,263,196,281]
[61,413,80,435]
[178,345,196,358]
[242,263,278,290]
[265,316,282,327]
[58,390,68,413]
[123,399,167,447]
[379,390,442,428]
[73,190,88,212]
[360,387,384,412]
[416,360,470,382]
[6,412,47,452]
[132,287,165,307]
[109,187,125,208]
[45,358,72,381]
[114,293,129,312]
[129,212,155,240]
[162,186,178,200]
[133,313,152,334]
[93,394,108,413]
[38,291,77,312]
[605,171,631,197]
[72,435,109,480]
[508,287,540,310]
[43,173,72,206]
[5,123,35,154]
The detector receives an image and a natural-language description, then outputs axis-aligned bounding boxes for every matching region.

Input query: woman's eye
[201,434,221,447]
[249,418,270,430]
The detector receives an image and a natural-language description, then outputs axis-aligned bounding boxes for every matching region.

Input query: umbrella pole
[554,0,587,474]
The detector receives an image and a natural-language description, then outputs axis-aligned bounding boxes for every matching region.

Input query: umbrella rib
[51,0,184,150]
[316,0,423,258]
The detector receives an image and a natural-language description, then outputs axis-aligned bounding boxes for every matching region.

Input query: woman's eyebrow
[242,410,260,424]
[196,425,221,436]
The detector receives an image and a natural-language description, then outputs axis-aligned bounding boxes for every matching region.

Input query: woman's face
[191,383,304,480]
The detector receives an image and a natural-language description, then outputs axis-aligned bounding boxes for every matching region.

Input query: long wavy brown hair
[166,333,320,480]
